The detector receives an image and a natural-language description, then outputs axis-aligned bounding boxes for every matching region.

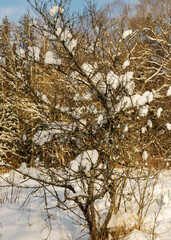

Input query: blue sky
[0,0,136,23]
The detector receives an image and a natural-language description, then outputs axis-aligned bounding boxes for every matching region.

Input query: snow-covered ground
[0,167,171,240]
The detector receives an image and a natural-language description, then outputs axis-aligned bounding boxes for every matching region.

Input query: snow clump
[49,6,64,16]
[142,150,148,161]
[139,105,149,117]
[165,123,171,130]
[61,30,72,42]
[97,114,103,125]
[157,108,163,118]
[28,46,40,61]
[65,38,77,53]
[141,126,147,134]
[81,63,94,76]
[33,122,68,146]
[147,120,152,128]
[16,47,25,58]
[45,51,61,65]
[123,60,130,69]
[166,86,171,97]
[122,29,132,39]
[69,150,99,172]
[42,94,49,103]
[107,71,120,90]
[115,90,153,114]
[123,124,129,133]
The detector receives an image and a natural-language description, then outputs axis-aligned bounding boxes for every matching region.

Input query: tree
[0,0,170,239]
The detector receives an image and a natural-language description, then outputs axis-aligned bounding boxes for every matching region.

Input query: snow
[139,105,149,117]
[42,94,49,103]
[65,38,77,52]
[115,96,132,112]
[92,72,103,85]
[69,149,99,172]
[60,30,72,42]
[33,19,37,26]
[82,63,94,76]
[108,212,138,230]
[107,71,119,89]
[122,29,132,39]
[28,46,40,61]
[22,134,26,141]
[88,105,97,114]
[45,51,61,65]
[0,166,171,240]
[33,122,70,146]
[142,150,148,161]
[123,229,151,240]
[97,114,103,125]
[135,91,153,107]
[55,26,62,36]
[142,91,153,103]
[157,108,163,118]
[59,29,77,53]
[141,126,147,134]
[124,80,135,95]
[121,71,134,83]
[123,60,130,69]
[49,6,64,16]
[147,119,152,128]
[113,75,154,113]
[165,123,171,130]
[16,47,25,58]
[123,124,129,133]
[166,86,171,97]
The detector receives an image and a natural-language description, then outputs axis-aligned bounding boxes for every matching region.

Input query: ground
[0,167,171,240]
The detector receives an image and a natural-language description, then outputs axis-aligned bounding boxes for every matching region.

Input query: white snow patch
[42,94,49,103]
[123,229,151,240]
[141,126,147,134]
[66,38,77,52]
[123,124,129,133]
[165,123,171,130]
[139,105,149,117]
[97,114,103,125]
[55,26,62,36]
[107,71,119,90]
[28,46,40,61]
[22,134,26,141]
[49,6,64,16]
[1,168,171,239]
[142,91,153,103]
[157,108,163,118]
[60,30,72,42]
[122,29,132,39]
[17,72,22,79]
[45,51,61,65]
[89,105,97,114]
[166,86,171,97]
[123,60,130,69]
[33,122,70,146]
[16,47,25,58]
[147,120,152,128]
[69,150,99,172]
[142,150,148,161]
[108,212,138,230]
[81,63,94,76]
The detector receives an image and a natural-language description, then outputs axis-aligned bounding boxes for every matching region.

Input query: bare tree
[0,0,170,239]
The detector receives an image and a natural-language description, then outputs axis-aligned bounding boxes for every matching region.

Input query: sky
[0,0,136,23]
